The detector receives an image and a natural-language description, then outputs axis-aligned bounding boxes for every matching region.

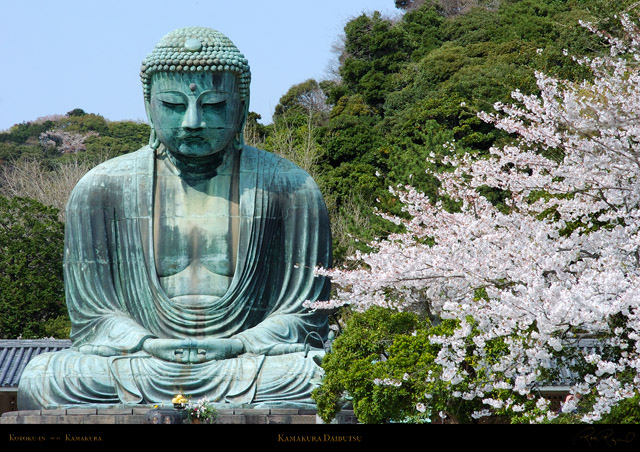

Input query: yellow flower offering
[172,394,188,404]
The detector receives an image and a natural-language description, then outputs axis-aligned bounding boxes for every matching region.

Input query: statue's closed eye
[201,100,226,108]
[156,92,187,107]
[161,101,187,109]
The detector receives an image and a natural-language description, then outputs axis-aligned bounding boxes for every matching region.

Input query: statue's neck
[158,145,234,179]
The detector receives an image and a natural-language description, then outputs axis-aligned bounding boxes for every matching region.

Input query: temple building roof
[0,339,71,390]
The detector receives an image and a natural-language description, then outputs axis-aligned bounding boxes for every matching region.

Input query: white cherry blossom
[311,15,640,423]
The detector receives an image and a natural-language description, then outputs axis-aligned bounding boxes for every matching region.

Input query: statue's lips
[179,135,207,143]
[178,128,227,143]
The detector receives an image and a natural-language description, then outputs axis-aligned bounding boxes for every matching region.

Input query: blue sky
[0,0,399,131]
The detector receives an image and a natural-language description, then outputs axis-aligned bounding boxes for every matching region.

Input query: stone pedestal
[0,407,358,425]
[0,407,149,425]
[144,408,187,424]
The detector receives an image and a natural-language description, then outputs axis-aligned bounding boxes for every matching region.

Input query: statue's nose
[182,102,204,130]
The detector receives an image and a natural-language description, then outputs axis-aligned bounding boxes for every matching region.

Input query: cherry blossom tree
[39,129,98,155]
[310,15,640,423]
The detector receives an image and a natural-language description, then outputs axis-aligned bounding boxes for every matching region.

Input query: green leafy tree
[339,11,413,110]
[66,108,87,117]
[314,307,487,424]
[244,112,268,147]
[273,78,330,121]
[0,196,68,338]
[84,120,150,158]
[314,307,424,423]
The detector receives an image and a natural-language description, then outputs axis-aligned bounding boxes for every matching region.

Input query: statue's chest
[153,171,237,277]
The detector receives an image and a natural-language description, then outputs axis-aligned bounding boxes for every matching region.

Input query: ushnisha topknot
[140,27,251,101]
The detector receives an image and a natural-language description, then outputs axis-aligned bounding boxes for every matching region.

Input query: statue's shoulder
[84,147,152,178]
[70,147,153,199]
[242,145,313,182]
[241,146,324,206]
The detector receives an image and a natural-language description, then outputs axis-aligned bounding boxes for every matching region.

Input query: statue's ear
[240,98,249,129]
[233,98,249,151]
[145,98,153,126]
[145,99,160,150]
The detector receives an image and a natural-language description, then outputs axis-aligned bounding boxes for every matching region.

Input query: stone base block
[0,407,358,425]
[0,407,150,425]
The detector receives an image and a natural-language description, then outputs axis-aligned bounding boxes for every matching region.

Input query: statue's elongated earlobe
[233,131,243,151]
[150,127,160,150]
[233,99,249,150]
[145,99,160,150]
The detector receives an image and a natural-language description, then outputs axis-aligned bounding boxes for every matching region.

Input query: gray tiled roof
[541,338,603,389]
[0,339,72,389]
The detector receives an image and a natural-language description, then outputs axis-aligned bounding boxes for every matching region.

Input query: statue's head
[140,27,251,158]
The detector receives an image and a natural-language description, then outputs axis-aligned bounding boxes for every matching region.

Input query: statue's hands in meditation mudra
[18,27,332,409]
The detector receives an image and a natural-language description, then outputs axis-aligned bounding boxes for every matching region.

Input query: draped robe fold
[18,145,332,409]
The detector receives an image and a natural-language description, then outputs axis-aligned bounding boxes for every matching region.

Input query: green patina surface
[18,27,332,410]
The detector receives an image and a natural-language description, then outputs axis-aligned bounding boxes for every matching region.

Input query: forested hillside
[260,0,636,261]
[0,108,149,163]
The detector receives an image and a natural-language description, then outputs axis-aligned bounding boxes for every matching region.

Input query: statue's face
[149,71,243,158]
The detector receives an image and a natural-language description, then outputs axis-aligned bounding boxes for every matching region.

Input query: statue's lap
[18,348,324,409]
